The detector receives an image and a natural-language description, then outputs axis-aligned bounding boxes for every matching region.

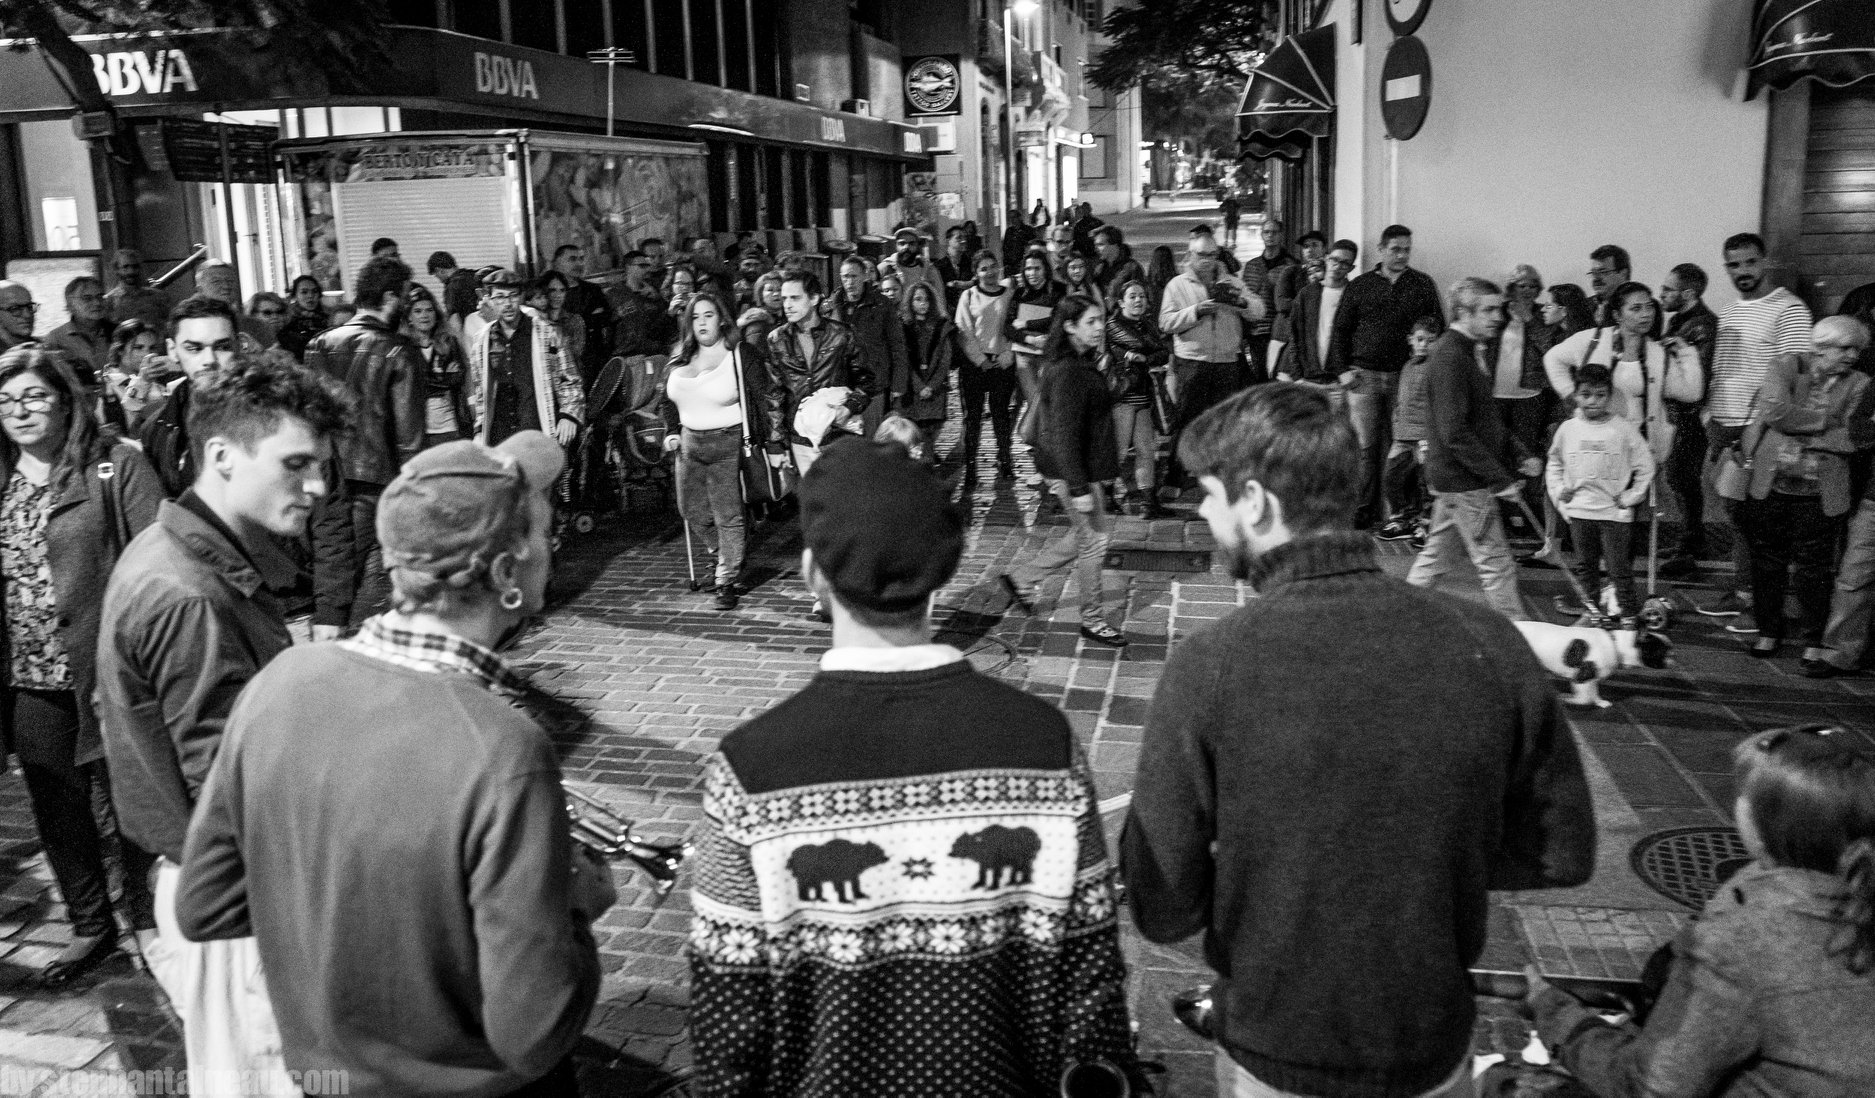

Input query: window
[452,0,502,41]
[565,0,606,55]
[386,0,439,27]
[688,0,722,85]
[722,0,752,92]
[609,0,650,64]
[750,0,783,96]
[653,0,688,77]
[510,0,560,51]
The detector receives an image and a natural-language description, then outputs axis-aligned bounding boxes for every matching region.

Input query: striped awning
[1237,25,1335,162]
[1748,0,1875,99]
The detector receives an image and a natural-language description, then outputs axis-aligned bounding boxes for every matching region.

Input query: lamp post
[586,48,638,138]
[1002,0,1038,234]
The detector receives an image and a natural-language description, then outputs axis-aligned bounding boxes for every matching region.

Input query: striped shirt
[1709,288,1812,426]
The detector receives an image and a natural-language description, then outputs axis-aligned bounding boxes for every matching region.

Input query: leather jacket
[762,317,872,448]
[304,315,424,485]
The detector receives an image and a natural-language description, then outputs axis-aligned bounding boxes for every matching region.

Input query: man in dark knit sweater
[1123,384,1594,1098]
[177,432,612,1097]
[689,440,1137,1096]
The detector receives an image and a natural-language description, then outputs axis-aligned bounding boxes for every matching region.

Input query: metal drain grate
[1631,827,1753,911]
[1102,548,1212,573]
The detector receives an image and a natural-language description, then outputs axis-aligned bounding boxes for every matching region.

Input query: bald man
[105,249,172,329]
[0,281,37,353]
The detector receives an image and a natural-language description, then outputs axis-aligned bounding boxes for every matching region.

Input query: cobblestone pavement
[2,202,1873,1092]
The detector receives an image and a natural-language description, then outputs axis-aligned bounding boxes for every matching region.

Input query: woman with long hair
[532,271,586,370]
[899,281,963,463]
[998,295,1128,648]
[1060,250,1106,314]
[1538,283,1596,343]
[103,319,169,430]
[0,346,163,984]
[1105,279,1170,517]
[1544,281,1701,465]
[275,274,330,363]
[659,291,764,611]
[1530,724,1875,1090]
[402,287,470,448]
[1145,245,1180,312]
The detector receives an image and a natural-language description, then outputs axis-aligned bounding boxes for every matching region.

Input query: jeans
[1111,402,1157,493]
[10,688,156,937]
[957,360,1018,472]
[678,426,746,586]
[1346,368,1401,521]
[311,479,390,630]
[1820,497,1875,668]
[1216,1048,1473,1098]
[1568,518,1637,616]
[1384,440,1428,526]
[1407,487,1526,619]
[1707,423,1752,595]
[1168,357,1240,486]
[1665,406,1707,555]
[1735,491,1840,644]
[1011,481,1115,625]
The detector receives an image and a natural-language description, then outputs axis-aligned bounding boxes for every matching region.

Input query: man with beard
[1694,233,1815,620]
[304,256,425,639]
[880,227,945,308]
[549,244,614,388]
[1123,382,1592,1098]
[825,256,907,434]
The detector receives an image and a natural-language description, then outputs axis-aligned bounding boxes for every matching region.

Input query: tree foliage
[1088,0,1279,156]
[0,0,394,113]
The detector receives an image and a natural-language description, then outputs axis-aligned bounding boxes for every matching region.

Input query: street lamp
[1003,0,1039,232]
[587,48,638,138]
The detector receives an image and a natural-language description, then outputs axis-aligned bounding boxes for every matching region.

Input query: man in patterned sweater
[688,439,1137,1096]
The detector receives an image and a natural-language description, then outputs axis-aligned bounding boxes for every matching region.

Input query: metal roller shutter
[1800,85,1875,314]
[333,176,516,302]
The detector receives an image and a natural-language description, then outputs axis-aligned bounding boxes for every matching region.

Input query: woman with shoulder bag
[1543,281,1702,467]
[1105,279,1171,518]
[403,287,471,447]
[998,296,1128,648]
[899,281,962,465]
[660,292,768,611]
[0,347,163,985]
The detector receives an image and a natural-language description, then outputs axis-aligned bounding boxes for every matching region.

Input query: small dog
[1515,621,1673,708]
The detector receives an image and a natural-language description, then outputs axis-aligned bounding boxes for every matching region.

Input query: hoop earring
[499,587,524,611]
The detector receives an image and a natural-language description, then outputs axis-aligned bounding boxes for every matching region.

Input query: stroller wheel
[573,513,596,534]
[687,581,704,592]
[1639,598,1674,632]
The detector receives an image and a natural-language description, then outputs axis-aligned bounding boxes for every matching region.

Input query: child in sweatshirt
[1547,364,1655,622]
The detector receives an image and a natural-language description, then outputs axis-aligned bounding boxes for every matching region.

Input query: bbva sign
[473,52,538,99]
[91,49,199,97]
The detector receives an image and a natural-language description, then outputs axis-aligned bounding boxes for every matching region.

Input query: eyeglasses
[0,303,38,317]
[0,392,56,415]
[486,291,520,303]
[1587,267,1619,278]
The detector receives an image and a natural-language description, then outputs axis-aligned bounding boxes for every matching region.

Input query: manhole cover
[1631,827,1752,911]
[1103,548,1212,573]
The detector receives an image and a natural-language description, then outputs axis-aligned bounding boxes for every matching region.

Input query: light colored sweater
[1547,414,1656,523]
[954,282,1013,365]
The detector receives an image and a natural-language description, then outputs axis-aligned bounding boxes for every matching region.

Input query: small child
[1381,315,1442,543]
[1547,363,1654,622]
[1529,724,1875,1089]
[873,415,928,464]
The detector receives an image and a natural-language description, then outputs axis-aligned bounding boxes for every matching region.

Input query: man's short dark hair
[353,256,412,310]
[622,250,648,266]
[553,243,581,260]
[1590,244,1631,273]
[974,251,1001,269]
[1297,230,1328,249]
[1093,226,1124,246]
[640,237,665,250]
[1723,232,1767,257]
[167,294,238,339]
[781,269,823,298]
[1410,314,1442,336]
[369,237,398,255]
[1573,363,1614,392]
[1189,223,1214,236]
[187,360,356,473]
[1380,224,1412,246]
[1330,239,1359,259]
[426,251,457,274]
[1668,263,1708,296]
[1179,383,1360,534]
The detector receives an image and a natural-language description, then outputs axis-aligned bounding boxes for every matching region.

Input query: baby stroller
[564,354,674,532]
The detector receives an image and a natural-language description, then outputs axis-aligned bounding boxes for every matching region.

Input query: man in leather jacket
[303,256,424,638]
[824,256,906,434]
[763,269,871,478]
[139,296,245,497]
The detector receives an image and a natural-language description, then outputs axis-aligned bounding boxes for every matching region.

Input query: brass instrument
[567,786,690,897]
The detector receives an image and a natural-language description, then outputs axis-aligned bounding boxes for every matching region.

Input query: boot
[959,419,982,486]
[996,446,1016,481]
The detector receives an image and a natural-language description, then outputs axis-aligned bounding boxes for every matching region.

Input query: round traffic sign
[1381,34,1432,141]
[1386,0,1433,36]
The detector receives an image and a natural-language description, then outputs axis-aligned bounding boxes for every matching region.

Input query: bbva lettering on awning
[91,49,199,96]
[473,52,539,99]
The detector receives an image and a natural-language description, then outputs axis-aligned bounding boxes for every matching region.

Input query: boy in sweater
[1548,364,1655,623]
[1378,315,1443,547]
[689,440,1137,1096]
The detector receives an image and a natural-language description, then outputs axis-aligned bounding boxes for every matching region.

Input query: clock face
[1386,0,1432,36]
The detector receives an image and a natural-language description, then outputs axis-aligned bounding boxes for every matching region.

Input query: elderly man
[1160,241,1262,487]
[105,249,172,329]
[194,260,273,351]
[0,281,40,353]
[44,276,113,379]
[1812,316,1875,677]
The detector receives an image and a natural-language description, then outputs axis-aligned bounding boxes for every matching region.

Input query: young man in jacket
[177,431,612,1097]
[1278,239,1356,396]
[465,268,586,447]
[1125,382,1593,1098]
[1658,262,1718,575]
[765,269,870,478]
[98,360,354,1096]
[138,296,244,498]
[1406,277,1539,620]
[304,256,426,639]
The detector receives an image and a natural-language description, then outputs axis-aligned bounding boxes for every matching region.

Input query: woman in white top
[660,291,759,610]
[402,287,469,447]
[1543,280,1703,464]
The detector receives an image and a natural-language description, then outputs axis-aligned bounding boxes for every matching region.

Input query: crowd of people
[0,203,1871,1098]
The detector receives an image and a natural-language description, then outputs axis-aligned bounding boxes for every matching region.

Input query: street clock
[1385,0,1432,36]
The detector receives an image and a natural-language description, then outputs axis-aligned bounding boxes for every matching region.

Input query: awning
[1237,25,1335,162]
[1747,0,1875,99]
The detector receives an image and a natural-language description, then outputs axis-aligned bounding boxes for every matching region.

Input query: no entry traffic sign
[1381,34,1432,141]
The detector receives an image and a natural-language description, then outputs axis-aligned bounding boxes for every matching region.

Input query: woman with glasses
[402,287,469,448]
[1528,723,1875,1092]
[0,347,164,985]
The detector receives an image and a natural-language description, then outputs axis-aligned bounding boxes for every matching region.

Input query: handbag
[733,346,796,504]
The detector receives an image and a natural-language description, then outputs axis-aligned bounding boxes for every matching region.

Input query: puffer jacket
[304,315,424,485]
[1034,348,1119,495]
[1104,314,1168,403]
[762,318,872,449]
[0,433,164,766]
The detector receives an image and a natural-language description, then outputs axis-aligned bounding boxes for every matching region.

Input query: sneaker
[711,585,739,611]
[810,597,831,623]
[1079,621,1130,648]
[1374,519,1415,541]
[1407,530,1427,551]
[1553,594,1595,619]
[1695,591,1751,618]
[998,574,1036,615]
